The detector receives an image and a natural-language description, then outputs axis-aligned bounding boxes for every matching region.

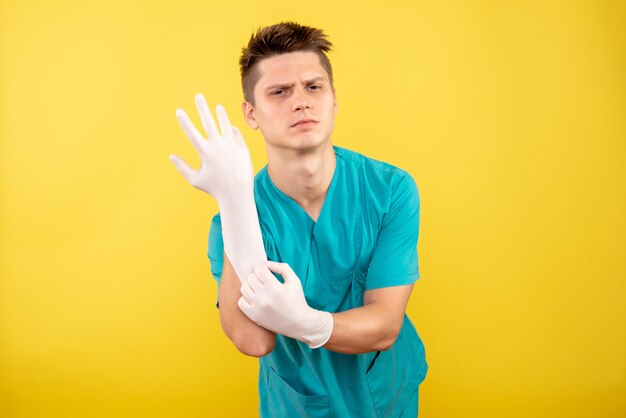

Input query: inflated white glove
[238,261,334,349]
[170,93,266,282]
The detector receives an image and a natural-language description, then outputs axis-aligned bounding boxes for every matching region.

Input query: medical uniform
[208,146,428,417]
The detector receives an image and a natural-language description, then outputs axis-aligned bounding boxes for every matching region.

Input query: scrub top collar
[263,146,342,232]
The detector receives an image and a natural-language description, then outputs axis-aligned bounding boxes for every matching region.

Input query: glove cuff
[306,311,334,349]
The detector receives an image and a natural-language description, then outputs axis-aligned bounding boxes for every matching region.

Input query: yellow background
[1,0,624,417]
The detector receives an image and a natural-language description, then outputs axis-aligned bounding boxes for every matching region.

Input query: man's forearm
[219,253,275,357]
[323,303,403,354]
[239,264,413,354]
[219,191,267,282]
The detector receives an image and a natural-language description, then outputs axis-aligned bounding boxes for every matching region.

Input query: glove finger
[232,126,246,147]
[253,264,274,285]
[265,261,294,282]
[237,297,255,320]
[176,108,206,154]
[240,281,255,302]
[169,154,196,184]
[194,93,220,140]
[246,274,261,292]
[215,104,233,139]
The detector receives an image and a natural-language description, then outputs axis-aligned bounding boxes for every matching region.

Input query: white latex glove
[238,261,334,349]
[170,93,266,282]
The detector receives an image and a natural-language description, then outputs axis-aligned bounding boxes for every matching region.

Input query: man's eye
[308,85,321,90]
[272,90,284,95]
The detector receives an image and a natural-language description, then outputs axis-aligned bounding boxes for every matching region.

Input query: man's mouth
[291,119,318,127]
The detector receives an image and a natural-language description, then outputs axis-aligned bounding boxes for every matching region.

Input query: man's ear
[242,101,259,130]
[333,88,338,116]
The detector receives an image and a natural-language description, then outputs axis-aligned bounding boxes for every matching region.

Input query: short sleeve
[365,173,421,290]
[207,213,224,287]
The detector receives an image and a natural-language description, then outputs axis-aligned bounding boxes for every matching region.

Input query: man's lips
[291,119,318,127]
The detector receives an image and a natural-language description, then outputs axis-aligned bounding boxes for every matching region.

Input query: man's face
[242,51,337,152]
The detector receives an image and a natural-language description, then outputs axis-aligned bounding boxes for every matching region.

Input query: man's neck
[266,141,336,221]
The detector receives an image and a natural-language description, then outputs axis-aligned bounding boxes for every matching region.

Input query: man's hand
[238,261,333,349]
[170,94,267,283]
[170,93,254,203]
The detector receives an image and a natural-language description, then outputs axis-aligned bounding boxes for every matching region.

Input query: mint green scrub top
[208,146,428,417]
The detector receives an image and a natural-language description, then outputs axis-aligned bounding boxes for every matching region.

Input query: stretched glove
[170,93,266,282]
[238,261,334,349]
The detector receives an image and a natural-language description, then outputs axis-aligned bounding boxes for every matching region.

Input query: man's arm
[323,284,414,354]
[239,262,415,354]
[322,172,420,354]
[171,96,267,282]
[238,172,421,353]
[218,254,276,357]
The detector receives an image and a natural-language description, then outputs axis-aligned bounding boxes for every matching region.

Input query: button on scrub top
[208,146,428,417]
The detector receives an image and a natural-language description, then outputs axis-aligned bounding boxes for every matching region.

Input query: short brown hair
[239,22,334,105]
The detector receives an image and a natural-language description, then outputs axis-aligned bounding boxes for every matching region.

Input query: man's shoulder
[334,146,410,184]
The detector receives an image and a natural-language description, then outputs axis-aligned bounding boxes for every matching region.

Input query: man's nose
[291,87,311,111]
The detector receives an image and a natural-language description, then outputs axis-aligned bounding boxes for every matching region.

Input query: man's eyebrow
[303,76,325,84]
[264,82,294,91]
[264,77,326,91]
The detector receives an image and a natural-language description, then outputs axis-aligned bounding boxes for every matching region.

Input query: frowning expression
[242,51,338,152]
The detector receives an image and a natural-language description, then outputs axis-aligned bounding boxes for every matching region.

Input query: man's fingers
[265,261,299,284]
[253,264,275,285]
[169,154,196,184]
[176,108,206,153]
[194,93,220,140]
[247,273,266,292]
[240,281,255,303]
[215,104,233,138]
[237,296,248,309]
[265,261,292,275]
[237,297,254,320]
[232,126,246,147]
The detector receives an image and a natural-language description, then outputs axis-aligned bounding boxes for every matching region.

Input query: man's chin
[267,135,331,152]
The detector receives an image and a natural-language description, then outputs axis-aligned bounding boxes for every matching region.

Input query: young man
[171,22,427,417]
